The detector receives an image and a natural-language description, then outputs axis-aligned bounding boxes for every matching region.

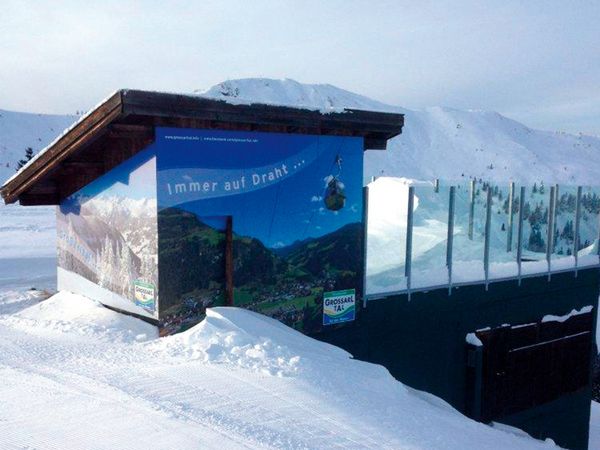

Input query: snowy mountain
[0,109,75,182]
[3,79,600,187]
[201,79,600,185]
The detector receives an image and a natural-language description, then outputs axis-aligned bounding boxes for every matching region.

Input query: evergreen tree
[528,226,546,252]
[16,147,34,170]
[118,242,136,299]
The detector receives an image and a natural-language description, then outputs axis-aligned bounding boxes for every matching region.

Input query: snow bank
[541,305,594,323]
[149,307,311,376]
[466,332,483,347]
[6,291,157,342]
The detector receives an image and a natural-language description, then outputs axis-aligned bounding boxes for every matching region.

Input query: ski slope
[0,289,561,450]
[0,108,75,181]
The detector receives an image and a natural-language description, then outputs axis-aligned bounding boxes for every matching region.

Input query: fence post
[597,189,600,263]
[469,179,475,240]
[362,185,370,307]
[405,186,415,301]
[574,186,582,277]
[547,185,556,281]
[447,186,455,295]
[484,187,492,290]
[517,186,525,285]
[507,182,514,252]
[225,216,234,306]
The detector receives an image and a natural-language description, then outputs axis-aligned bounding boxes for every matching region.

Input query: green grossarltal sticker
[134,280,156,312]
[323,289,355,325]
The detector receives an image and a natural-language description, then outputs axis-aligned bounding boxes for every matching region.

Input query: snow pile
[0,290,562,449]
[150,307,304,376]
[6,291,157,342]
[542,305,594,323]
[466,332,484,347]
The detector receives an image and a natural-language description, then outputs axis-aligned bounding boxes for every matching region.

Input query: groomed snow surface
[0,289,563,450]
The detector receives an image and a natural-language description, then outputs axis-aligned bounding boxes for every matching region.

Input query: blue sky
[61,149,156,213]
[1,1,600,134]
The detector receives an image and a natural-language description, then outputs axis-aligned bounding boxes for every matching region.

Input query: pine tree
[16,147,34,170]
[528,226,546,252]
[118,242,136,299]
[140,254,156,285]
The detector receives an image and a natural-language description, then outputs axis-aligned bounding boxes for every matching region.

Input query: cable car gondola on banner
[324,154,346,211]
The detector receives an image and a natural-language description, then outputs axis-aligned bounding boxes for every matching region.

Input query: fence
[365,178,600,301]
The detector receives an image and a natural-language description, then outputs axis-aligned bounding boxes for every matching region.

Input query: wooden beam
[364,137,388,150]
[62,161,105,169]
[107,124,153,140]
[19,193,59,205]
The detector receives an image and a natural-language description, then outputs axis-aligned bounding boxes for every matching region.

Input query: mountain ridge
[2,78,600,186]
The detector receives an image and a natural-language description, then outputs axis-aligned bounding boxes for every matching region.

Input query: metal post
[225,216,234,306]
[362,186,369,307]
[405,186,415,301]
[597,189,600,263]
[547,185,556,281]
[553,184,559,254]
[484,188,492,290]
[506,182,514,252]
[447,186,456,295]
[517,186,525,285]
[469,179,475,240]
[574,186,582,276]
[434,178,440,193]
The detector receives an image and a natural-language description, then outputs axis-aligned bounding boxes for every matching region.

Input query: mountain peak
[198,78,400,113]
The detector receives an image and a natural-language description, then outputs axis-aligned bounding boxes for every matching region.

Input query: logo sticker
[134,280,156,312]
[323,289,356,325]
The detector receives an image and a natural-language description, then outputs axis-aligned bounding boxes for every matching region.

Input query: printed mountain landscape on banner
[56,149,159,318]
[155,128,364,334]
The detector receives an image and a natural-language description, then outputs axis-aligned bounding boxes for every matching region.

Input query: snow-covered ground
[0,289,562,449]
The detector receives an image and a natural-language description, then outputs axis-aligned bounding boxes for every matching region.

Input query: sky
[1,1,600,134]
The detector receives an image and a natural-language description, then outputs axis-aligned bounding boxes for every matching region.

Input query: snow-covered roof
[1,89,404,205]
